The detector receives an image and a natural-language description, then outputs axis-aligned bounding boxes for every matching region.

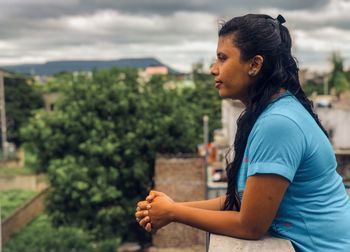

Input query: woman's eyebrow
[217,52,227,57]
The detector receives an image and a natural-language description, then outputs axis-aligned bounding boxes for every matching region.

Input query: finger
[146,194,155,202]
[142,202,152,210]
[149,190,165,197]
[139,216,150,227]
[145,222,152,232]
[135,210,147,219]
[136,210,149,218]
[137,201,150,210]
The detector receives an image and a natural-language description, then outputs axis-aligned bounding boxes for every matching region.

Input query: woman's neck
[270,88,287,101]
[241,88,287,107]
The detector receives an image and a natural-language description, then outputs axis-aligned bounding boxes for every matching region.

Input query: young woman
[135,14,350,251]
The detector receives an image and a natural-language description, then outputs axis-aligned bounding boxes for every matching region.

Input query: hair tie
[276,14,286,24]
[272,14,286,39]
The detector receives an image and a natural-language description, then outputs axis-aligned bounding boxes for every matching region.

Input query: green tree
[4,75,43,146]
[21,68,198,242]
[303,79,324,96]
[185,62,222,143]
[333,71,350,94]
[328,51,350,95]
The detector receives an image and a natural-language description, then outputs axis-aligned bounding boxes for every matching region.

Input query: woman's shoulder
[260,95,314,129]
[253,112,305,142]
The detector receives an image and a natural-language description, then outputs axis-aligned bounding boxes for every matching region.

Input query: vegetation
[328,52,350,95]
[20,67,218,243]
[185,62,221,142]
[302,52,350,96]
[4,75,43,147]
[4,214,120,252]
[0,166,33,176]
[0,189,37,219]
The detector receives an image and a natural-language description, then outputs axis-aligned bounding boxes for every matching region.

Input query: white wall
[315,107,350,149]
[221,99,244,147]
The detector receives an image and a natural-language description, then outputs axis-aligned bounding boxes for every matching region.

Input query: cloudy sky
[0,0,350,72]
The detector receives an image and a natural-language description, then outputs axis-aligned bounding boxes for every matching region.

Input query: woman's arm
[176,195,226,211]
[149,174,289,239]
[141,192,226,211]
[136,194,226,232]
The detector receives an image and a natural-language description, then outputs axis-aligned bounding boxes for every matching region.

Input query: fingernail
[143,210,148,215]
[147,204,151,209]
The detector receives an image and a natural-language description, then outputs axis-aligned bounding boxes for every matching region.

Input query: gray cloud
[0,0,349,72]
[0,0,330,19]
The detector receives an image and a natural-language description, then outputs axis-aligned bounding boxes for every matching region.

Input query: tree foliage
[4,213,121,252]
[303,79,324,96]
[328,52,350,95]
[20,68,207,242]
[4,75,43,146]
[184,62,221,143]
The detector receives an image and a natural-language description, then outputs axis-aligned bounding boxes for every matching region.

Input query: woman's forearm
[176,195,226,211]
[170,204,261,240]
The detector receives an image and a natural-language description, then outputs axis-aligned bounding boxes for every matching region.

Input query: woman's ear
[248,55,264,77]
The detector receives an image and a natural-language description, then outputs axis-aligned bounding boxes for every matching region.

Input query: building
[145,65,168,75]
[42,92,61,112]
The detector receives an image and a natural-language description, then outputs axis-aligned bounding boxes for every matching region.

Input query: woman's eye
[217,54,226,61]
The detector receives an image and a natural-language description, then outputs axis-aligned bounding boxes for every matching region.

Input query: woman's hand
[146,190,174,204]
[135,191,175,232]
[148,193,175,230]
[135,200,153,232]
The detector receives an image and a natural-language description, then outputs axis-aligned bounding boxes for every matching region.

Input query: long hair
[220,14,329,211]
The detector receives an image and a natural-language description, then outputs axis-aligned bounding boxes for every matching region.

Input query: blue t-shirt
[237,90,350,251]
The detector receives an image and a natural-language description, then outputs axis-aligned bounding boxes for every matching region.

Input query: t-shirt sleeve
[247,114,306,183]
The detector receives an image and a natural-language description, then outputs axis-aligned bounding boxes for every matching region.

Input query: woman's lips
[215,81,223,88]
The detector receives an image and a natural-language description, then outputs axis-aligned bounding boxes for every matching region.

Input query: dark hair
[220,14,329,211]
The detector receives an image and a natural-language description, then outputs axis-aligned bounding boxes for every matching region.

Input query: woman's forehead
[217,35,240,54]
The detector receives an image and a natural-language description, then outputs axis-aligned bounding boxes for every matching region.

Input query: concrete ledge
[209,233,295,252]
[0,174,48,191]
[146,245,204,252]
[1,188,49,244]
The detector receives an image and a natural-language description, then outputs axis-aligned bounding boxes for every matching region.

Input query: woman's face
[210,34,255,104]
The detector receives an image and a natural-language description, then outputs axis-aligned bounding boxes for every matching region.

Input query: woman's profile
[135,14,350,251]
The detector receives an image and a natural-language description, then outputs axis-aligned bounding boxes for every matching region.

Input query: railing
[208,233,295,252]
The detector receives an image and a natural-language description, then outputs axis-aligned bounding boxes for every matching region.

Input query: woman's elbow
[224,226,266,240]
[244,225,268,240]
[225,227,264,240]
[246,229,266,240]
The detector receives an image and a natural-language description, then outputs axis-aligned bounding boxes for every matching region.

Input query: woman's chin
[218,90,234,99]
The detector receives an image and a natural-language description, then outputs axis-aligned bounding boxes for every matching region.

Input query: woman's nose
[210,63,218,76]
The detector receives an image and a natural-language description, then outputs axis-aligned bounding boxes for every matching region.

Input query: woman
[135,14,350,251]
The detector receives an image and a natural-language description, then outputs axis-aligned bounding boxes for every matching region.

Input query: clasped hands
[135,191,175,233]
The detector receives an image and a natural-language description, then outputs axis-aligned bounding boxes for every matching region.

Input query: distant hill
[0,57,179,76]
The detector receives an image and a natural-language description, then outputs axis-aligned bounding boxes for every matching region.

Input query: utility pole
[203,115,209,252]
[0,205,2,252]
[0,71,7,160]
[203,115,209,197]
[324,75,329,95]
